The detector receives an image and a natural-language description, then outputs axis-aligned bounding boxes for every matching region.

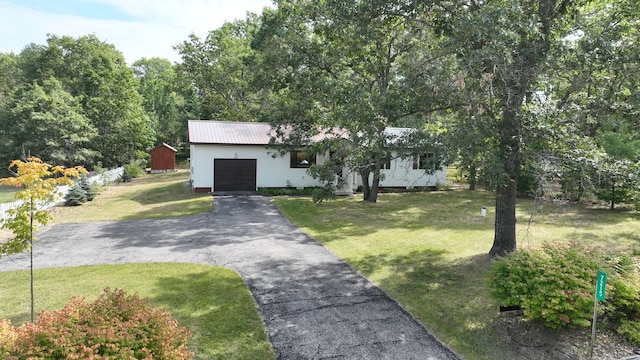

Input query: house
[188,120,446,193]
[149,143,177,173]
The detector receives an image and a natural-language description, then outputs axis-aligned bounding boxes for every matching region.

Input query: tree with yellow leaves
[0,157,87,321]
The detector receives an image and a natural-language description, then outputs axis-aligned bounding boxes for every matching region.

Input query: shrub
[79,175,98,201]
[607,266,640,344]
[64,182,87,206]
[489,242,613,329]
[121,160,145,182]
[0,288,193,359]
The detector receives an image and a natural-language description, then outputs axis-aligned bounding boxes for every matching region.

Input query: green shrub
[121,160,145,182]
[489,242,611,329]
[64,182,87,206]
[0,288,193,359]
[607,267,640,344]
[79,175,98,201]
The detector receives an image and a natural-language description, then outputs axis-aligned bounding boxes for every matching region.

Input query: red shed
[150,143,177,173]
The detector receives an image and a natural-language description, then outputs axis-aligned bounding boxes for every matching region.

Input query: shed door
[214,159,257,192]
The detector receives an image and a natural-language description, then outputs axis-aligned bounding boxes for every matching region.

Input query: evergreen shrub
[63,182,87,206]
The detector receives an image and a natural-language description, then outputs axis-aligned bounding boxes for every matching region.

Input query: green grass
[272,190,640,359]
[1,174,273,359]
[0,263,275,360]
[52,170,212,222]
[0,186,18,203]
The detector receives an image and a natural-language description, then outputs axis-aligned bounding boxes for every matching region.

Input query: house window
[383,160,391,170]
[413,153,434,170]
[290,150,315,168]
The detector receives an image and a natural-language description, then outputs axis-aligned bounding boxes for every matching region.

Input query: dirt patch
[498,311,639,359]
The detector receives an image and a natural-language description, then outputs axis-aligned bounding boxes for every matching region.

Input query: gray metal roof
[188,120,417,145]
[188,120,274,145]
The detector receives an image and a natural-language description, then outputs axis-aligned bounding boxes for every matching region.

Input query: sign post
[590,270,607,359]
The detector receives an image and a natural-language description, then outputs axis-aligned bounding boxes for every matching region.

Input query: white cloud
[0,0,273,63]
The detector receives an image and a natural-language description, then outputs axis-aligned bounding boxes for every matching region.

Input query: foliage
[121,160,145,183]
[132,57,200,146]
[607,266,640,344]
[488,242,637,331]
[253,2,450,203]
[80,175,98,201]
[63,182,87,206]
[0,264,275,359]
[0,288,193,359]
[175,17,259,122]
[0,157,86,256]
[13,34,154,168]
[0,77,97,167]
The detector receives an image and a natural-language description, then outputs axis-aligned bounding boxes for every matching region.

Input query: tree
[17,35,154,167]
[3,78,98,167]
[175,17,260,122]
[440,0,588,256]
[253,1,450,202]
[132,57,200,147]
[0,157,87,321]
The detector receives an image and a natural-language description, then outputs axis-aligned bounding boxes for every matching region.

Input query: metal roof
[188,120,274,145]
[188,120,417,145]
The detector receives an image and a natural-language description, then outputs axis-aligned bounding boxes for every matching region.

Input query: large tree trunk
[360,170,371,201]
[489,100,524,257]
[490,180,518,257]
[360,166,381,203]
[368,167,381,202]
[468,163,477,191]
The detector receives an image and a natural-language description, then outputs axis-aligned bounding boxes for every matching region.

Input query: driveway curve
[0,196,459,360]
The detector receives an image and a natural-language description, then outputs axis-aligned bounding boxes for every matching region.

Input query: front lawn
[272,190,640,359]
[52,170,212,222]
[0,263,275,360]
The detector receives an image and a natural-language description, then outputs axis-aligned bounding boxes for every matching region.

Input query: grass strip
[0,263,275,360]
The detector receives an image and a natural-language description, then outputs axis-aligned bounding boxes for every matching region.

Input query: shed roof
[151,143,177,152]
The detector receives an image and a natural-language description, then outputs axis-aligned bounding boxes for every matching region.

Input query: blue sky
[0,0,273,63]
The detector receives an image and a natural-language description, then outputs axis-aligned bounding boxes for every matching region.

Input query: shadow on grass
[150,270,274,360]
[348,250,562,359]
[275,190,639,244]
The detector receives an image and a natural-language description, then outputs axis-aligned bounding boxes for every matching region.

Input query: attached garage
[188,120,447,193]
[213,159,257,192]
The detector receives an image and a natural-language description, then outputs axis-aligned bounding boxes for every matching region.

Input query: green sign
[596,270,607,301]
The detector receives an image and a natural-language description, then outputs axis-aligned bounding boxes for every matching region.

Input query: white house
[188,120,446,194]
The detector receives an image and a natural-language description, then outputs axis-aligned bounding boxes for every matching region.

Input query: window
[290,150,316,168]
[413,153,434,170]
[383,160,391,170]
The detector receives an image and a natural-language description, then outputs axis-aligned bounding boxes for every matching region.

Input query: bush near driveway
[489,241,640,343]
[0,288,193,359]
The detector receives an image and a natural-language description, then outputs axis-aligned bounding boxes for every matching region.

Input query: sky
[0,0,274,64]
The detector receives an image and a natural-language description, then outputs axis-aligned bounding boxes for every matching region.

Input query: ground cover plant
[272,191,640,359]
[0,263,275,360]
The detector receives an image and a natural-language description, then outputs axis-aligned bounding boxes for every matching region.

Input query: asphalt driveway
[0,196,459,360]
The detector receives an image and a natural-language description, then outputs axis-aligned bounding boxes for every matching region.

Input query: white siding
[378,157,447,188]
[190,144,327,191]
[190,144,446,191]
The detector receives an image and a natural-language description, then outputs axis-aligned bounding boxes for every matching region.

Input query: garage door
[214,159,257,192]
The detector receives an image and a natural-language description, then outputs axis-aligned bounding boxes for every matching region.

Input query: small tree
[0,157,86,321]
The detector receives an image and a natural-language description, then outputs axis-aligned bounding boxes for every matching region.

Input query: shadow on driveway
[0,196,459,359]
